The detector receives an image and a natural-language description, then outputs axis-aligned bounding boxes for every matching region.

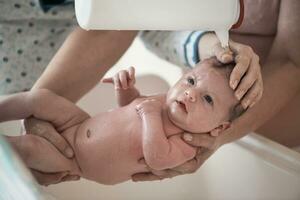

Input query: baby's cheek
[191,116,216,133]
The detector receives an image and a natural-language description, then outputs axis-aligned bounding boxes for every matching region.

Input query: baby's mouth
[176,100,188,113]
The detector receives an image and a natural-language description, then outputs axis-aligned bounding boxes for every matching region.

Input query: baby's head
[166,57,244,135]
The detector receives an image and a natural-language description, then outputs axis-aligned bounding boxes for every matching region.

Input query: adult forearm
[220,59,300,145]
[0,92,32,122]
[32,28,137,102]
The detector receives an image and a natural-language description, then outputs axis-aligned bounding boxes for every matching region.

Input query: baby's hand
[102,66,136,90]
[136,99,162,116]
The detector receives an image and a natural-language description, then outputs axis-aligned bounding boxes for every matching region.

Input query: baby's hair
[199,57,246,122]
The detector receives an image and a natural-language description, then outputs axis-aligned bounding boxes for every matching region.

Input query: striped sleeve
[139,31,208,68]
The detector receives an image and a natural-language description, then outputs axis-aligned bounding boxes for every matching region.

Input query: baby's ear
[210,122,231,137]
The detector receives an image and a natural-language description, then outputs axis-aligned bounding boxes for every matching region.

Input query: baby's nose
[184,89,196,102]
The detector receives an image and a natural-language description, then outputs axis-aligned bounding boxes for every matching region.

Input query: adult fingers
[241,80,263,108]
[182,133,216,149]
[234,54,261,102]
[60,174,81,182]
[230,55,251,90]
[132,170,181,182]
[30,169,68,186]
[234,68,257,103]
[171,149,214,174]
[213,45,234,64]
[24,118,74,158]
[132,173,161,182]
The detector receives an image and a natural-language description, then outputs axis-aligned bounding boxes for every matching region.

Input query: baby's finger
[230,55,250,90]
[234,66,257,102]
[128,67,136,87]
[101,77,113,83]
[119,70,129,89]
[113,74,121,90]
[128,66,135,80]
[241,80,263,108]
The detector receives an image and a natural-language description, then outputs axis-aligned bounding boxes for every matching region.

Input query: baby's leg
[6,135,75,173]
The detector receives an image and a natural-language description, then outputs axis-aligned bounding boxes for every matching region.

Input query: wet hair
[199,57,246,122]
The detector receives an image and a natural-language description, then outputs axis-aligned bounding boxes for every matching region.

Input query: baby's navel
[87,129,91,138]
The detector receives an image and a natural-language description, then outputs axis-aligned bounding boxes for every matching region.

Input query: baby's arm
[136,99,196,170]
[102,67,141,106]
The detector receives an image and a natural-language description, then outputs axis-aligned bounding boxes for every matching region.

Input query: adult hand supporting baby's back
[132,132,219,181]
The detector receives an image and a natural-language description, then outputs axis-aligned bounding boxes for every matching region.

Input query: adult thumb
[213,45,234,64]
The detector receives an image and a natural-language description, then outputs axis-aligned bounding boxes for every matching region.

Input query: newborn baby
[1,58,243,185]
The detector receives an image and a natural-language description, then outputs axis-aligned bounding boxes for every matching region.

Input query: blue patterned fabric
[0,0,77,94]
[39,0,74,12]
[140,31,208,68]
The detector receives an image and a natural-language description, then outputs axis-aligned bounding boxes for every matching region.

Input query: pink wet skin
[56,59,239,185]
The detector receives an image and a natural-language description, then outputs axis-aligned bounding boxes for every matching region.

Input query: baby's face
[166,61,238,133]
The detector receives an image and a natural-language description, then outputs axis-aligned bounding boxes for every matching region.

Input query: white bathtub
[1,38,300,200]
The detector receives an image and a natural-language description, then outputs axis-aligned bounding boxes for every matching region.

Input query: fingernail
[65,148,73,157]
[183,133,193,142]
[231,80,238,89]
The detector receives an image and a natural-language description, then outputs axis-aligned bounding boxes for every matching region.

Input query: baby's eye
[204,95,214,105]
[187,77,195,85]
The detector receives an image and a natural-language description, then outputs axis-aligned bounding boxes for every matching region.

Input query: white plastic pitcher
[75,0,244,31]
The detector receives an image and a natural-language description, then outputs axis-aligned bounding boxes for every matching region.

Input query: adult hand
[22,89,90,185]
[229,40,263,109]
[198,33,263,109]
[23,116,87,186]
[30,169,80,186]
[24,118,74,158]
[132,132,220,181]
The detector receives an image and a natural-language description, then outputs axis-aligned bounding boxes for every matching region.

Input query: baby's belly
[73,110,147,185]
